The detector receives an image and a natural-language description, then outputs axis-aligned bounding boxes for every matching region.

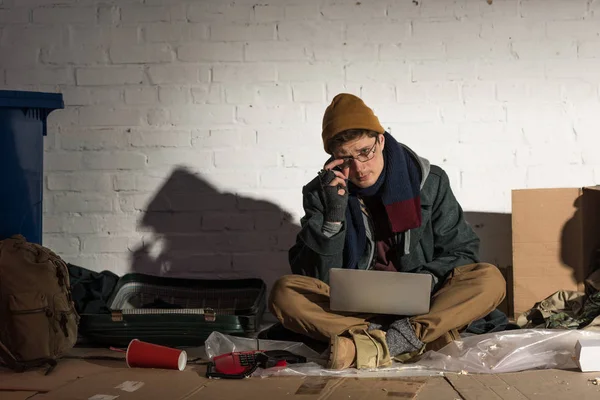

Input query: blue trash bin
[0,90,64,245]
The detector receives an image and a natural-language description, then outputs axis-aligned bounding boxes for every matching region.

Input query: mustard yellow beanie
[321,93,385,153]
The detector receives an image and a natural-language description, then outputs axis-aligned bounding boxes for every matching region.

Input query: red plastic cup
[126,339,187,371]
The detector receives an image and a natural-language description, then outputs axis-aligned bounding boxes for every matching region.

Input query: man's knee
[269,274,296,304]
[269,275,295,313]
[475,263,506,304]
[269,274,328,319]
[269,274,318,313]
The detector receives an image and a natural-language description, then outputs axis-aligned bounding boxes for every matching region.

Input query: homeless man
[268,93,506,370]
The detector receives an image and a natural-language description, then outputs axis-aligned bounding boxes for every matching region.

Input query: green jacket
[288,144,480,290]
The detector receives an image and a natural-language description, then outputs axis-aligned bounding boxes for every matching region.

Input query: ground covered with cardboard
[2,345,600,400]
[1,356,600,400]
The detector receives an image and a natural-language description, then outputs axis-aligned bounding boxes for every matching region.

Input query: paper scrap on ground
[115,381,145,392]
[88,395,119,400]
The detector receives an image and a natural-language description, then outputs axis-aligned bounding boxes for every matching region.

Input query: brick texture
[0,0,595,297]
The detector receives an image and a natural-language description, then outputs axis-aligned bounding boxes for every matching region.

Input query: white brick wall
[1,0,599,287]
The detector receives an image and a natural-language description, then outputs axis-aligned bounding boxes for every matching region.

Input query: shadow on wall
[560,195,600,286]
[464,212,512,270]
[465,206,600,318]
[464,212,513,316]
[129,166,300,291]
[560,197,584,284]
[129,171,519,310]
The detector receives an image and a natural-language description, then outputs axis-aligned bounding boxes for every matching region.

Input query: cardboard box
[512,186,600,316]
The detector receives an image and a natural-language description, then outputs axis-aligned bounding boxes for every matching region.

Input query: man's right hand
[318,159,349,223]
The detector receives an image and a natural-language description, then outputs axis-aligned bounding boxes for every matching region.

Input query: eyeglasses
[336,138,378,168]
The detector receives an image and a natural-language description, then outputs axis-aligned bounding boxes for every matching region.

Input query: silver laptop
[329,268,431,316]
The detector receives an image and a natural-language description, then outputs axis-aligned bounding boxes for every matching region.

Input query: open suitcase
[78,273,267,348]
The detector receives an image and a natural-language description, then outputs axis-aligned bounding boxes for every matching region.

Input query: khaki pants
[269,263,506,351]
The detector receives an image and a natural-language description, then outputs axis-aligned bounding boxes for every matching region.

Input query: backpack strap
[0,339,25,372]
[0,339,58,374]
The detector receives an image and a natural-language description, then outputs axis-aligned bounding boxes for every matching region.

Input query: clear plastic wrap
[252,362,445,378]
[204,329,600,377]
[418,328,600,373]
[204,331,324,364]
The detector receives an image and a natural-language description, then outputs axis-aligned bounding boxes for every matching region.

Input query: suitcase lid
[107,273,266,318]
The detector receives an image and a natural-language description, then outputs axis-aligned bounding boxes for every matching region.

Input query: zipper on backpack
[11,307,49,315]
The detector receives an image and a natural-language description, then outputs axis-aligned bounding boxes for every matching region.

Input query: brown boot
[326,336,356,370]
[350,328,392,369]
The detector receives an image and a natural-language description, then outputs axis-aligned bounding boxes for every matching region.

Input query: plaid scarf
[343,132,422,269]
